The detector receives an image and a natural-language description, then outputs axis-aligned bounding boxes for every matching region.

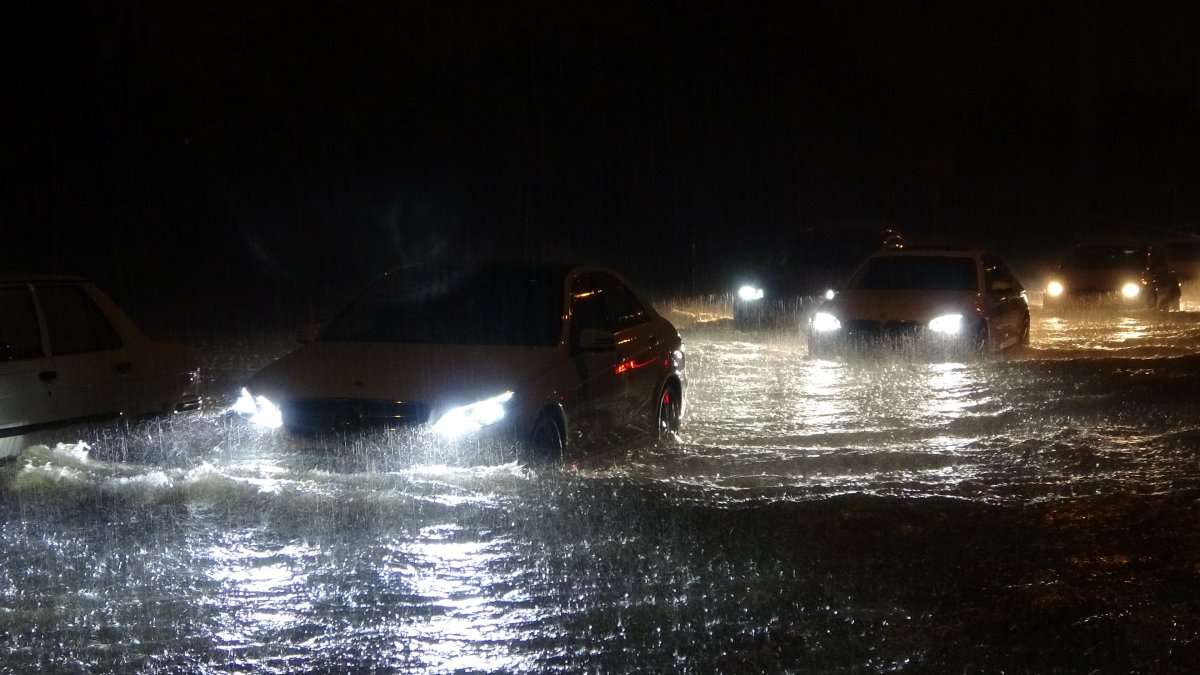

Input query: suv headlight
[928,314,964,335]
[232,387,283,429]
[811,311,841,332]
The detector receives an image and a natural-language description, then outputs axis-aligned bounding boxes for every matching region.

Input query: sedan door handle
[39,370,57,383]
[115,361,133,375]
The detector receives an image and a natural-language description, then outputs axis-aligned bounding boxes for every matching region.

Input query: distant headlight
[1121,282,1140,298]
[233,387,283,429]
[1046,280,1064,297]
[738,285,765,301]
[928,313,964,335]
[823,288,837,300]
[811,311,841,332]
[432,391,514,438]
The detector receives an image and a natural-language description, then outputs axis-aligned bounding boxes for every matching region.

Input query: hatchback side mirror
[575,328,616,352]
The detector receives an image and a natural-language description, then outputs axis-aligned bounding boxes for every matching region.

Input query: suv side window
[983,254,1018,289]
[594,273,648,332]
[35,284,123,355]
[571,274,615,333]
[0,286,44,360]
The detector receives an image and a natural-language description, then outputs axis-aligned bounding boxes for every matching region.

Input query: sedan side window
[0,286,44,360]
[35,284,123,356]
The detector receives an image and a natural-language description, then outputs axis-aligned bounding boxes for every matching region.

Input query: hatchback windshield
[322,264,566,346]
[1064,246,1146,270]
[848,256,978,292]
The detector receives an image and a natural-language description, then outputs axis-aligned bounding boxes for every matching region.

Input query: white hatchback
[808,248,1030,358]
[0,275,200,437]
[234,261,686,465]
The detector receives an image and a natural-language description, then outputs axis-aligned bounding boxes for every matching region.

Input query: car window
[34,284,123,355]
[571,273,649,333]
[849,256,978,292]
[1065,246,1145,270]
[982,254,1017,287]
[0,286,44,360]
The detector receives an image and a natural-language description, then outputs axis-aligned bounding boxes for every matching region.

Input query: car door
[33,282,128,423]
[982,255,1026,346]
[590,272,663,434]
[0,284,52,432]
[563,272,627,447]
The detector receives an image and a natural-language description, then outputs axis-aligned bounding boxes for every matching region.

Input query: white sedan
[1,274,200,437]
[807,248,1030,358]
[234,261,686,465]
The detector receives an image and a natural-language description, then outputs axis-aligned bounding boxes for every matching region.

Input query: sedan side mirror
[575,328,616,353]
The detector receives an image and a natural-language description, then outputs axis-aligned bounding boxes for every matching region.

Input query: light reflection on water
[0,299,1198,672]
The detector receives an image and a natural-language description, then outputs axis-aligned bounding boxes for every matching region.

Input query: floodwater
[3,294,1200,673]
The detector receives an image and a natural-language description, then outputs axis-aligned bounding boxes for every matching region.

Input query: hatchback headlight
[432,391,514,438]
[928,313,964,335]
[1121,282,1140,298]
[232,387,283,429]
[738,285,765,301]
[811,311,841,332]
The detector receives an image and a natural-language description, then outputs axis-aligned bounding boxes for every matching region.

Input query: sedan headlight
[738,285,765,301]
[1045,280,1064,297]
[232,387,283,429]
[1121,282,1140,298]
[928,313,964,335]
[811,311,841,332]
[432,391,514,438]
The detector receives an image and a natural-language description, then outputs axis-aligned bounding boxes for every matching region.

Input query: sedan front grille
[281,398,430,433]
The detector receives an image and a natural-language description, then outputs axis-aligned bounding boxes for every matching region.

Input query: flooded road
[3,296,1200,673]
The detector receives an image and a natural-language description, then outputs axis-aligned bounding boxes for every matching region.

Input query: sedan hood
[825,289,980,323]
[247,341,561,412]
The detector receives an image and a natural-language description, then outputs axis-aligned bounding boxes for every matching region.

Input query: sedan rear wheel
[655,382,682,442]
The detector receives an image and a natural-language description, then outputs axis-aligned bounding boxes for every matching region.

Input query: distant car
[733,228,903,330]
[233,261,686,465]
[0,274,200,436]
[807,248,1030,357]
[1162,240,1200,282]
[1043,244,1181,311]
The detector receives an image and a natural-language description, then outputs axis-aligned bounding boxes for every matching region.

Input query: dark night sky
[6,1,1200,326]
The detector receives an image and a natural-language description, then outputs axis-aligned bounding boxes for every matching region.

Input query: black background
[7,1,1199,327]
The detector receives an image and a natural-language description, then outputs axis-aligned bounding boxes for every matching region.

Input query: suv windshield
[849,256,978,292]
[1064,246,1146,270]
[322,264,566,346]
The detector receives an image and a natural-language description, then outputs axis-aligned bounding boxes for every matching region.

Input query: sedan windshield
[322,264,565,346]
[848,256,978,292]
[1064,246,1146,270]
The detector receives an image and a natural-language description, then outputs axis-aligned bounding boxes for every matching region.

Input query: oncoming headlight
[1046,280,1064,297]
[928,313,964,335]
[738,285,765,301]
[232,387,283,429]
[1121,282,1140,299]
[811,311,841,333]
[432,391,514,438]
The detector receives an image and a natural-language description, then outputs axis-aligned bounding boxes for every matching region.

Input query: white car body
[0,275,200,436]
[237,262,686,464]
[808,248,1030,357]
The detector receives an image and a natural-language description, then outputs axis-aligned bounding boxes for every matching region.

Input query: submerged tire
[522,410,564,466]
[655,381,682,441]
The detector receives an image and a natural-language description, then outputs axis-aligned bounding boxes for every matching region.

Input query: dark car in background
[1043,244,1181,311]
[808,248,1030,358]
[1163,240,1200,284]
[732,228,904,330]
[234,261,686,466]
